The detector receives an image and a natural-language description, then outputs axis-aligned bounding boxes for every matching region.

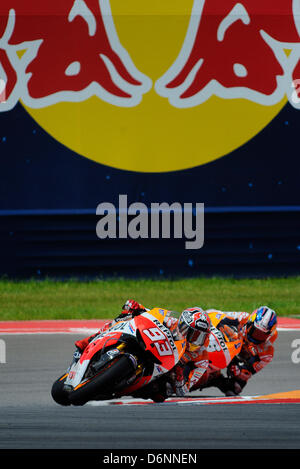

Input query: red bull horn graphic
[0,0,152,109]
[155,0,300,108]
[0,0,299,173]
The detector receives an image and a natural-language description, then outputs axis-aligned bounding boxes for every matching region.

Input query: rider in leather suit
[194,306,278,396]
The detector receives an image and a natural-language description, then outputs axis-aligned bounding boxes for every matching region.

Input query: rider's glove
[229,364,251,382]
[122,299,146,316]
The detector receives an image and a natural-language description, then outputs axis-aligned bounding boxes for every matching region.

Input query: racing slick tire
[51,374,71,406]
[68,354,136,406]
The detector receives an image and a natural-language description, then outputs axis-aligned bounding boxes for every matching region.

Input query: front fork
[115,343,144,385]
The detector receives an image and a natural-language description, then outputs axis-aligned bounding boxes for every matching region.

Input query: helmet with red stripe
[178,307,211,347]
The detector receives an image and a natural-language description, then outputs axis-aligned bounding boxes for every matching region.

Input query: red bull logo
[0,0,299,171]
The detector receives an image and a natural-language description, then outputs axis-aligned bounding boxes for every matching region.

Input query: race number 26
[143,327,173,356]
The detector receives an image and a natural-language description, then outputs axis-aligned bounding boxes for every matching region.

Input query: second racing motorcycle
[190,310,245,392]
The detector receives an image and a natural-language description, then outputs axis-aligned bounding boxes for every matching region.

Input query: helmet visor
[187,329,207,346]
[249,326,270,344]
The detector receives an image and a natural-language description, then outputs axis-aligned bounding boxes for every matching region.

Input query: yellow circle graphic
[23,1,286,173]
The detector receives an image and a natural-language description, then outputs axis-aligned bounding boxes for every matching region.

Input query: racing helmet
[247,306,277,344]
[178,308,211,347]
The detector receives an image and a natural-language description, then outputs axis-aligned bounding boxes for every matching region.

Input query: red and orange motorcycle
[51,308,186,406]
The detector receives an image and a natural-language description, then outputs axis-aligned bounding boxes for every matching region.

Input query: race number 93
[143,327,173,357]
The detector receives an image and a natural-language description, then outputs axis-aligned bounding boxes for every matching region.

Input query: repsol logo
[211,326,227,351]
[153,319,176,352]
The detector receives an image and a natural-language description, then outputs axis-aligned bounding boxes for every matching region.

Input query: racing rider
[195,306,278,396]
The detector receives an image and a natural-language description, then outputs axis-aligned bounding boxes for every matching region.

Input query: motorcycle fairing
[64,308,186,396]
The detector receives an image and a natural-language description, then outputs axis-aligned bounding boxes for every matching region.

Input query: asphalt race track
[0,328,300,451]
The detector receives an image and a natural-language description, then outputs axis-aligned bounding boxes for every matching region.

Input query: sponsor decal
[0,1,299,172]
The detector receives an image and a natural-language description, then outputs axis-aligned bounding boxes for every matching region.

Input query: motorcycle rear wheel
[68,354,136,406]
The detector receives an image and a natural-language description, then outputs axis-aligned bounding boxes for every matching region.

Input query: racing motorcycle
[51,308,186,406]
[190,310,245,391]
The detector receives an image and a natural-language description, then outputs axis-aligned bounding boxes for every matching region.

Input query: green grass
[0,276,299,321]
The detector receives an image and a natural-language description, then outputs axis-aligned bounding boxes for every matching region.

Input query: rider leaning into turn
[75,299,212,398]
[196,306,278,396]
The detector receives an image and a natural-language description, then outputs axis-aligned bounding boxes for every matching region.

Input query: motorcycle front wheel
[51,373,71,406]
[68,354,136,406]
